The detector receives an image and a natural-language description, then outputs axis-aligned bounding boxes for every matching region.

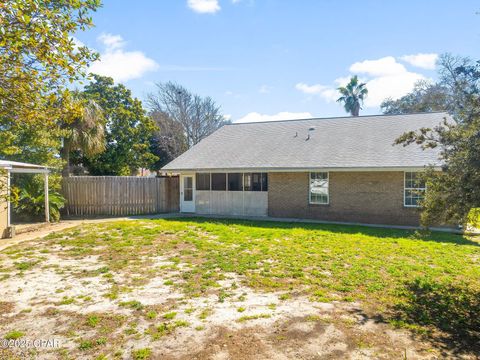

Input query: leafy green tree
[336,75,368,116]
[60,90,105,176]
[381,81,449,115]
[0,0,101,175]
[381,54,479,120]
[393,54,480,226]
[79,75,158,175]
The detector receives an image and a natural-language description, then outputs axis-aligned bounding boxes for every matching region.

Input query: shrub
[13,176,65,222]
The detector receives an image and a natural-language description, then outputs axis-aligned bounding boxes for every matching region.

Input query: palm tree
[60,92,105,176]
[336,75,368,116]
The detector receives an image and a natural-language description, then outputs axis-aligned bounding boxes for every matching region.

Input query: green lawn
[36,218,480,352]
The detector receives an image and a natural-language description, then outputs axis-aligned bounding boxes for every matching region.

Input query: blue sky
[76,0,480,122]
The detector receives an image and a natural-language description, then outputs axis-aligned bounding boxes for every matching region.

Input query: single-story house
[162,112,447,226]
[0,160,50,239]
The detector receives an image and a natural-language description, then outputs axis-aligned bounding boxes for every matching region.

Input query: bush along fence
[62,176,179,216]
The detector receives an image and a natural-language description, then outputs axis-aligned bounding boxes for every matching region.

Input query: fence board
[62,176,179,216]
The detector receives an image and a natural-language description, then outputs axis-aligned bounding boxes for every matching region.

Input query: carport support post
[44,172,49,223]
[6,170,10,228]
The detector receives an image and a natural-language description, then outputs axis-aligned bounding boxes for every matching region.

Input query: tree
[0,0,100,125]
[147,82,227,148]
[392,54,480,226]
[381,81,449,115]
[0,0,100,168]
[381,54,480,120]
[79,75,158,175]
[0,0,100,221]
[60,91,105,177]
[149,110,188,171]
[336,75,368,116]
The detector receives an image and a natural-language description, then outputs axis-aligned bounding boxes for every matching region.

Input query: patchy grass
[4,217,480,356]
[14,261,38,271]
[163,311,177,320]
[132,348,152,360]
[119,300,144,311]
[147,320,189,340]
[198,308,213,320]
[58,296,75,305]
[4,330,24,340]
[145,311,157,320]
[87,315,100,327]
[237,313,272,322]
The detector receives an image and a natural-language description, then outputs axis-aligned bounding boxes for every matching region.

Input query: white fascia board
[9,168,50,174]
[165,166,442,173]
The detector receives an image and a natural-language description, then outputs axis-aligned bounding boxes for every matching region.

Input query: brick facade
[268,172,420,226]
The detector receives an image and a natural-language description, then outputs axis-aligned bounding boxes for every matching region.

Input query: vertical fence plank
[61,176,179,217]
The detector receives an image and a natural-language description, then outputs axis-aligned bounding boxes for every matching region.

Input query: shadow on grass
[390,278,480,355]
[157,216,479,247]
[149,216,479,354]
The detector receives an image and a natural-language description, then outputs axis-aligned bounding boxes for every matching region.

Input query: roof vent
[306,127,315,140]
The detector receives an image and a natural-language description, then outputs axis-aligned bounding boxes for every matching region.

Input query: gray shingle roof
[162,112,448,171]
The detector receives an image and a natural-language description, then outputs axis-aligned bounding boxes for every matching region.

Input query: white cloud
[295,82,327,95]
[363,72,425,107]
[349,56,426,107]
[236,111,313,123]
[232,0,255,4]
[349,56,407,77]
[89,33,158,82]
[401,53,438,70]
[333,76,352,86]
[187,0,220,13]
[318,88,339,103]
[295,56,428,108]
[97,33,125,50]
[295,82,338,103]
[71,36,85,49]
[259,85,271,94]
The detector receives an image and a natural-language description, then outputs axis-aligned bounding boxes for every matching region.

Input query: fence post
[61,176,179,217]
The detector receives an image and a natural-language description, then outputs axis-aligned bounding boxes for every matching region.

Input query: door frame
[180,173,195,213]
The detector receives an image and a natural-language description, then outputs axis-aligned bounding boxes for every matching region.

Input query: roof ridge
[229,111,449,126]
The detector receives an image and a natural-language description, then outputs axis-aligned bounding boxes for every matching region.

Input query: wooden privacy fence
[62,176,179,216]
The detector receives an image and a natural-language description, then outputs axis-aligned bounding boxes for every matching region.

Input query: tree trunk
[352,103,360,117]
[61,145,71,177]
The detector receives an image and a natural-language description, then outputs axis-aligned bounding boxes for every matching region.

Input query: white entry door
[180,174,195,213]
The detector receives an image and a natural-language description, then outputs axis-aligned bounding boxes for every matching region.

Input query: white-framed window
[309,172,329,204]
[404,172,426,207]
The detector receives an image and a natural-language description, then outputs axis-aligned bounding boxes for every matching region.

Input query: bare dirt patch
[0,265,449,359]
[0,219,478,359]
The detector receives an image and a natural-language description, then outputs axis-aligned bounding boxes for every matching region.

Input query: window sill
[309,202,330,207]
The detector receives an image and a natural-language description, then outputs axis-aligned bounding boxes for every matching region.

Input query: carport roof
[0,160,49,173]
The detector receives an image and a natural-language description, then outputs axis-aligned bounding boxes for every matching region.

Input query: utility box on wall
[4,226,15,239]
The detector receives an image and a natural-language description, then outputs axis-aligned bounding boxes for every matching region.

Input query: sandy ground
[0,227,464,360]
[0,219,125,252]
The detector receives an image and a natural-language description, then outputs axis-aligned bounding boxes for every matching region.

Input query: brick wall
[268,172,420,226]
